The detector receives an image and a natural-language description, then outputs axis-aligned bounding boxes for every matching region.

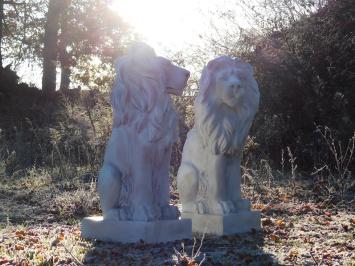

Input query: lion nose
[228,80,242,94]
[230,83,240,89]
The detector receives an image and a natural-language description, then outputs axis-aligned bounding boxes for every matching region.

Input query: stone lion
[98,43,190,222]
[177,56,260,215]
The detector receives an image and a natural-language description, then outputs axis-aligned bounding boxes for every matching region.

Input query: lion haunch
[177,56,260,215]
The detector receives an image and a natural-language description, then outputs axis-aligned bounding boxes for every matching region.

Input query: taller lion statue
[177,56,260,215]
[99,43,190,222]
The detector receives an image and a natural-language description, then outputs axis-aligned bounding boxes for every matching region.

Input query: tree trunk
[42,0,62,93]
[59,0,71,91]
[0,0,4,68]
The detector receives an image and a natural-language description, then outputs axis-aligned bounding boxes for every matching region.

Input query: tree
[58,0,70,91]
[58,0,132,91]
[1,0,46,69]
[42,0,68,92]
[0,0,4,68]
[1,0,133,91]
[42,0,132,92]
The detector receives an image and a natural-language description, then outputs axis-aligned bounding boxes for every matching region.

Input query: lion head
[195,56,260,155]
[111,42,190,144]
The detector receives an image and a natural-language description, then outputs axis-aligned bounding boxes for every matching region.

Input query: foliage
[1,0,47,67]
[58,0,136,90]
[0,66,111,174]
[1,0,135,90]
[251,0,355,170]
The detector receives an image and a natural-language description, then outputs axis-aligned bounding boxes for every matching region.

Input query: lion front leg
[177,162,201,213]
[130,146,161,221]
[98,163,128,220]
[154,146,179,220]
[202,154,237,215]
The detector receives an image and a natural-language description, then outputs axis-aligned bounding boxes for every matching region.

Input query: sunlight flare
[110,0,208,50]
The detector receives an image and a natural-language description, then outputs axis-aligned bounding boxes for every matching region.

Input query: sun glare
[110,0,209,52]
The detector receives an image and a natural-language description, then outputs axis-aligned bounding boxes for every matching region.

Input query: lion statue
[177,56,260,215]
[98,43,190,222]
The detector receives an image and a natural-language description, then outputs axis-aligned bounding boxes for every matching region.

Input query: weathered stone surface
[81,43,191,243]
[81,217,192,243]
[181,211,261,235]
[177,56,260,234]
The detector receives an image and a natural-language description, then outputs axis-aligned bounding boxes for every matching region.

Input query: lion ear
[114,56,128,79]
[127,42,156,66]
[235,59,254,75]
[199,66,209,88]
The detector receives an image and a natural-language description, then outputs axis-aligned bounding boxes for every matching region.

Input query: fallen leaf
[269,234,280,241]
[58,232,65,241]
[275,219,286,228]
[51,232,65,247]
[262,218,273,227]
[324,211,332,217]
[303,237,314,244]
[350,218,355,224]
[289,250,299,257]
[252,203,266,210]
[15,230,26,239]
[15,244,24,251]
[29,237,39,243]
[278,194,290,202]
[20,259,30,266]
[341,224,349,232]
[301,204,313,213]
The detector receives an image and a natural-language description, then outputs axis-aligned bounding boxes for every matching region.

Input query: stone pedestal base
[81,217,192,243]
[181,211,261,235]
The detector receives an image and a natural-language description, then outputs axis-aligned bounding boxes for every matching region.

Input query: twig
[199,253,206,266]
[191,237,197,258]
[193,231,205,259]
[309,250,319,266]
[60,243,84,266]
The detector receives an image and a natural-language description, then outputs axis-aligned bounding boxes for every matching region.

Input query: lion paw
[161,205,179,220]
[104,208,131,221]
[196,201,208,214]
[209,201,235,215]
[132,204,161,221]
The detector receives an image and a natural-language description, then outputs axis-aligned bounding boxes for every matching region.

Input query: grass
[0,165,354,265]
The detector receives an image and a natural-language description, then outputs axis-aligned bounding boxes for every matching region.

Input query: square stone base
[181,211,261,235]
[81,217,192,243]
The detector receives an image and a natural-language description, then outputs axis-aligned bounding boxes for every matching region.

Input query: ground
[0,172,354,265]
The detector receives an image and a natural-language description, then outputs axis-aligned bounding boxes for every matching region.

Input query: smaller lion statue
[177,56,260,215]
[99,43,190,222]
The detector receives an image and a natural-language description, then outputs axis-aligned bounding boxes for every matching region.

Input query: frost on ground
[0,200,354,265]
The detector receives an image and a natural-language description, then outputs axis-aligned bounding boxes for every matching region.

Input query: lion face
[199,56,258,110]
[149,56,190,96]
[214,67,247,108]
[115,43,190,97]
[195,56,260,155]
[112,43,190,144]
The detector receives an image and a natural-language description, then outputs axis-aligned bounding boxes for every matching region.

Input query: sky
[17,0,252,87]
[110,0,249,54]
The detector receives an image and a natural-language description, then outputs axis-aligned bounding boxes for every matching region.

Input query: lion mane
[195,56,260,155]
[111,44,178,147]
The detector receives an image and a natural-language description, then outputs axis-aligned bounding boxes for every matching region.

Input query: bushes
[248,0,355,171]
[0,65,112,174]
